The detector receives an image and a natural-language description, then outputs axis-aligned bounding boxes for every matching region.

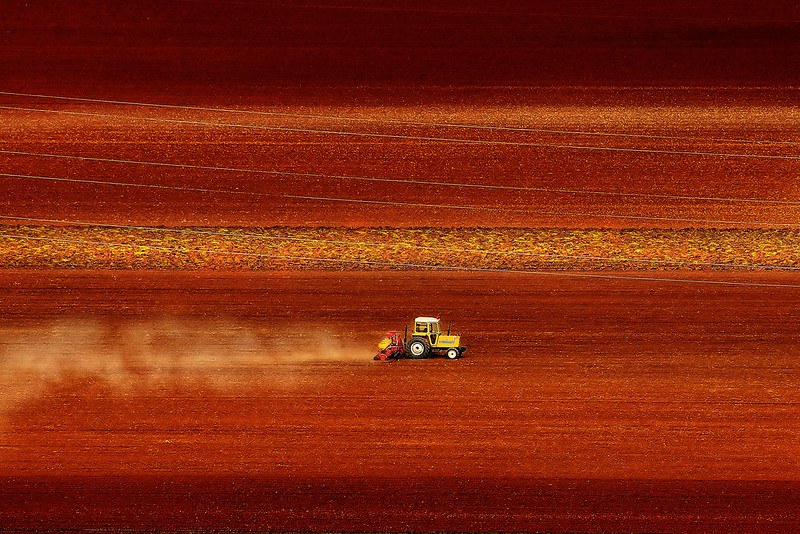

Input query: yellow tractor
[374,316,466,360]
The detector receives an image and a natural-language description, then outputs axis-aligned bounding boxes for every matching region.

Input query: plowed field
[1,270,799,532]
[3,1,800,530]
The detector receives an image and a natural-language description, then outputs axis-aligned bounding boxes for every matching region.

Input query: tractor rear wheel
[446,348,459,360]
[406,337,430,359]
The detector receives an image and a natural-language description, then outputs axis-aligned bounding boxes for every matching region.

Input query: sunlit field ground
[2,225,800,271]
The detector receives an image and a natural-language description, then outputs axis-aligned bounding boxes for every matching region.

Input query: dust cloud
[0,318,373,415]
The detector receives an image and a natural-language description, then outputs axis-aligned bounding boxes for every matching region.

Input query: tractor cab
[414,316,440,345]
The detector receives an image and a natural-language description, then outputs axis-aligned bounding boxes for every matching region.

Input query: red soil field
[1,270,799,531]
[3,0,800,89]
[2,90,800,229]
[3,1,800,531]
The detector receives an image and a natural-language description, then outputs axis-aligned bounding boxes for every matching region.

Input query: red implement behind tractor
[373,331,406,361]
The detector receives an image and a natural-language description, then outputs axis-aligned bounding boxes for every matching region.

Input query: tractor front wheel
[446,348,460,360]
[407,337,430,359]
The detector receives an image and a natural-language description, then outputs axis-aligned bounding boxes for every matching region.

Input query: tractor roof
[415,316,439,323]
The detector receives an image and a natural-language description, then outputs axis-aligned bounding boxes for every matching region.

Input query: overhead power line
[3,148,800,206]
[2,90,799,147]
[3,104,800,161]
[0,171,508,212]
[3,170,800,227]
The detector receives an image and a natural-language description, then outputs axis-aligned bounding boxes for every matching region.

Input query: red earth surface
[3,0,800,531]
[2,88,800,229]
[1,270,799,531]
